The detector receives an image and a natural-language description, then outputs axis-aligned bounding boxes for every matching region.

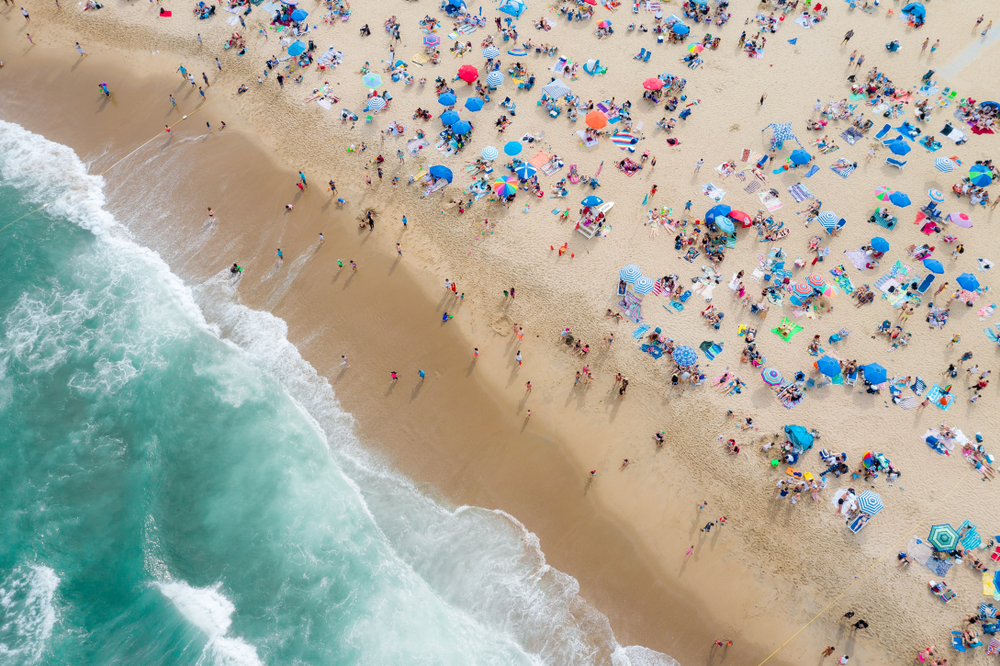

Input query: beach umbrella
[928,188,945,203]
[947,211,973,228]
[856,490,884,516]
[672,345,698,367]
[705,204,731,222]
[807,273,826,289]
[619,264,642,283]
[688,43,705,54]
[934,157,957,173]
[923,258,944,274]
[583,0,597,4]
[514,162,537,179]
[889,191,911,207]
[633,276,655,295]
[875,186,894,200]
[423,34,441,48]
[729,210,752,226]
[458,64,479,83]
[957,273,980,291]
[643,78,664,91]
[428,165,453,183]
[542,78,572,98]
[671,23,690,35]
[288,41,307,57]
[486,71,505,87]
[816,355,840,377]
[714,217,735,234]
[481,145,499,161]
[482,45,500,59]
[362,73,383,89]
[503,141,522,156]
[438,92,457,106]
[969,165,993,187]
[761,367,783,386]
[585,110,608,129]
[862,363,887,385]
[597,20,611,28]
[790,149,812,165]
[493,176,518,197]
[464,97,484,112]
[817,211,839,229]
[582,195,604,207]
[870,236,890,253]
[365,96,387,112]
[928,524,960,552]
[887,138,911,156]
[451,120,472,134]
[792,282,813,297]
[279,0,297,4]
[440,110,460,125]
[290,8,308,21]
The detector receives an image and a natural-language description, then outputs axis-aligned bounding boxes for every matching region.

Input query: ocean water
[0,120,678,666]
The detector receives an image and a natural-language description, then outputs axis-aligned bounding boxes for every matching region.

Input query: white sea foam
[0,119,680,666]
[0,564,60,663]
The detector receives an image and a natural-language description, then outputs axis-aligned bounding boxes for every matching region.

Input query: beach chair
[952,632,968,652]
[885,157,907,170]
[873,123,892,140]
[635,48,650,60]
[845,370,858,386]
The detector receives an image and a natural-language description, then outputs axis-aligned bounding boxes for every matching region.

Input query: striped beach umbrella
[856,490,884,515]
[365,96,387,111]
[486,70,505,87]
[362,73,383,89]
[761,367,783,386]
[423,34,441,48]
[514,162,537,180]
[481,145,499,161]
[928,523,960,552]
[970,165,993,187]
[482,45,500,59]
[807,273,826,289]
[793,282,813,296]
[619,264,642,283]
[928,188,945,203]
[934,157,957,173]
[817,211,838,229]
[633,276,655,295]
[672,345,698,367]
[493,176,518,197]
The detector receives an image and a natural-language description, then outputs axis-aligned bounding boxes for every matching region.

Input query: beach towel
[771,317,803,342]
[616,291,644,323]
[979,303,996,318]
[740,148,752,163]
[830,163,856,179]
[830,267,855,295]
[640,344,664,359]
[844,249,871,271]
[744,181,761,194]
[794,13,814,28]
[758,191,782,211]
[776,383,804,409]
[840,127,865,145]
[896,396,920,409]
[701,183,726,202]
[911,377,927,396]
[926,384,953,411]
[632,324,651,339]
[787,183,812,202]
[704,342,723,360]
[575,129,599,148]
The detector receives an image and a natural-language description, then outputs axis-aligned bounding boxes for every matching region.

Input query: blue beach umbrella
[514,162,537,179]
[671,23,690,35]
[887,138,911,156]
[365,96,387,112]
[451,120,472,134]
[582,195,604,207]
[862,363,888,385]
[672,345,698,367]
[817,356,840,377]
[290,8,308,21]
[486,70,505,87]
[969,165,993,187]
[481,145,499,161]
[889,191,911,207]
[429,165,453,183]
[362,73,383,89]
[705,204,731,222]
[633,276,655,295]
[619,264,642,283]
[870,236,890,253]
[440,110,460,125]
[464,97,484,112]
[714,216,735,233]
[923,258,944,274]
[957,273,980,291]
[288,41,307,57]
[504,141,522,156]
[790,149,812,165]
[438,92,457,106]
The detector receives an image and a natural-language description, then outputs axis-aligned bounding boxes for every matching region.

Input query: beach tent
[583,59,602,76]
[762,122,803,149]
[441,0,466,16]
[428,165,453,183]
[901,2,926,19]
[784,425,814,453]
[542,78,572,98]
[498,0,526,17]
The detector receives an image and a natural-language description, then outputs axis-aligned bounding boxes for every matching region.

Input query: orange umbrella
[643,78,664,91]
[585,110,608,129]
[457,64,479,83]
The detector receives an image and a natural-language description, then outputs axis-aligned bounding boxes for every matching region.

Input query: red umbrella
[583,0,597,4]
[728,210,752,226]
[457,64,479,83]
[642,78,664,91]
[585,110,608,129]
[597,20,611,28]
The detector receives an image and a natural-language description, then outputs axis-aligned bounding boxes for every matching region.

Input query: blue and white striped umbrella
[619,264,642,283]
[482,45,500,59]
[817,211,839,229]
[486,70,505,87]
[672,345,698,367]
[633,276,655,295]
[481,145,499,161]
[514,162,537,179]
[366,96,387,111]
[856,490,883,515]
[934,157,957,173]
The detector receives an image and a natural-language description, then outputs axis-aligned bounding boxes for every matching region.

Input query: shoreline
[4,1,1000,664]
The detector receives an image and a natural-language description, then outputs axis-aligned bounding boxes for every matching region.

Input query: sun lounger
[885,157,907,170]
[873,123,892,140]
[952,632,968,652]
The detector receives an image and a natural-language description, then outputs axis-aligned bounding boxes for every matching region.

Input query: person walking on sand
[202,72,210,87]
[695,158,704,173]
[76,42,87,57]
[760,92,767,106]
[299,171,307,187]
[983,21,993,36]
[21,6,29,20]
[525,380,532,393]
[473,347,479,359]
[921,38,929,54]
[848,50,857,66]
[396,243,402,257]
[207,207,215,219]
[685,545,693,557]
[649,184,658,198]
[516,350,523,366]
[842,29,854,45]
[318,232,324,246]
[276,248,283,266]
[822,646,835,657]
[390,371,398,382]
[350,260,357,271]
[855,54,865,70]
[170,94,176,108]
[930,40,939,53]
[340,355,349,368]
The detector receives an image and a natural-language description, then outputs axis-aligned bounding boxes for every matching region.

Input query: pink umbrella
[457,64,479,83]
[948,212,973,228]
[643,78,664,91]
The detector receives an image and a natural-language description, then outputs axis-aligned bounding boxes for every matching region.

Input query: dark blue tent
[441,0,466,16]
[784,425,815,453]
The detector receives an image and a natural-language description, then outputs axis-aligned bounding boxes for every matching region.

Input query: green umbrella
[928,523,959,552]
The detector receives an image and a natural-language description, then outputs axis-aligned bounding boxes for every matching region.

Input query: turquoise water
[0,121,676,666]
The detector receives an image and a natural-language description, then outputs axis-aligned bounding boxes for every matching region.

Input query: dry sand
[3,0,1000,663]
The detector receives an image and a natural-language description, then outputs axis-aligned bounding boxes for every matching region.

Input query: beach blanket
[908,537,954,577]
[617,291,644,323]
[830,266,855,294]
[830,163,856,179]
[632,323,651,339]
[896,396,920,409]
[844,249,871,271]
[758,191,782,211]
[787,183,812,202]
[840,127,865,145]
[777,383,804,409]
[911,377,926,396]
[926,384,954,411]
[803,165,819,178]
[549,57,569,74]
[617,158,642,177]
[701,183,726,202]
[744,181,761,194]
[794,13,815,28]
[771,317,803,342]
[611,131,637,150]
[740,148,752,163]
[703,342,724,360]
[575,129,599,148]
[641,344,665,359]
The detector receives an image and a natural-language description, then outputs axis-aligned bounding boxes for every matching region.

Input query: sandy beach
[3,0,1000,663]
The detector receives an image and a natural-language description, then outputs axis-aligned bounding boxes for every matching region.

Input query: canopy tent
[762,122,803,148]
[784,425,814,453]
[541,78,572,98]
[498,0,526,17]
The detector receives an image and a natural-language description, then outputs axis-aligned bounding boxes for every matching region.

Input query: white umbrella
[482,45,500,59]
[633,276,655,295]
[486,71,505,87]
[934,157,957,173]
[619,264,642,283]
[481,146,499,160]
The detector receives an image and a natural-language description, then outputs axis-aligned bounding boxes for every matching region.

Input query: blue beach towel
[632,324,651,339]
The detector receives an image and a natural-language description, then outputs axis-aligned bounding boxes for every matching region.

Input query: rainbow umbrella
[875,186,894,201]
[597,20,612,28]
[807,273,826,289]
[761,367,783,386]
[688,43,705,53]
[493,176,518,197]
